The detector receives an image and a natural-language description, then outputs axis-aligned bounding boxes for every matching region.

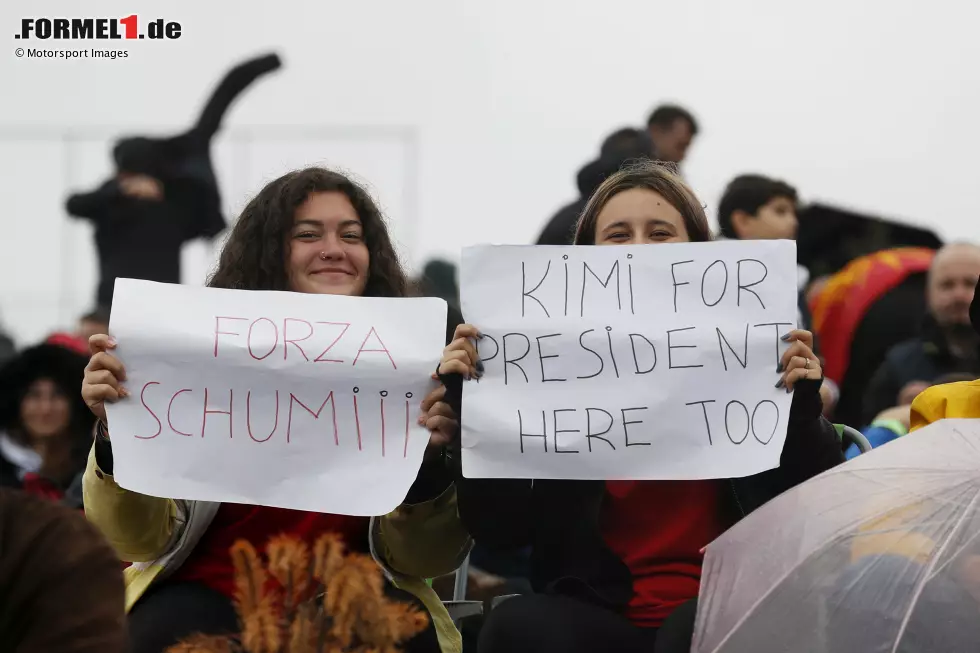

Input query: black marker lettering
[585,408,616,451]
[518,409,547,453]
[716,324,749,371]
[687,399,716,445]
[701,260,728,306]
[502,333,531,385]
[737,259,768,309]
[552,409,580,453]
[577,329,604,379]
[725,400,750,444]
[629,333,657,374]
[751,400,779,444]
[564,260,570,317]
[628,263,635,315]
[622,407,650,447]
[671,260,694,312]
[536,333,566,382]
[522,261,551,317]
[476,334,500,364]
[667,327,704,369]
[580,260,622,317]
[754,322,795,365]
[605,327,620,378]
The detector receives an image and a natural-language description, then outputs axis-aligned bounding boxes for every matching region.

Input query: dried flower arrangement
[166,533,430,653]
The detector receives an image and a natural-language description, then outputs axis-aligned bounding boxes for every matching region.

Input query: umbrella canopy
[694,418,980,653]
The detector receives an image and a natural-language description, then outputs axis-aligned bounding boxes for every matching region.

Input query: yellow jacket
[82,446,472,653]
[910,379,980,429]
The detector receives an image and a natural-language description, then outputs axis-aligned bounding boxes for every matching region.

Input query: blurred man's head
[927,243,980,330]
[718,174,799,241]
[646,105,698,164]
[77,307,110,342]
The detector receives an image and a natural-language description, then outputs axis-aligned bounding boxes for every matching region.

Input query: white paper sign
[459,240,800,480]
[105,279,447,516]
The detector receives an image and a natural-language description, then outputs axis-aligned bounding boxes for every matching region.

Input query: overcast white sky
[1,0,978,343]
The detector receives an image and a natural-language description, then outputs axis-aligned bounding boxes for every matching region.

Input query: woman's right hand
[438,324,483,380]
[81,334,129,428]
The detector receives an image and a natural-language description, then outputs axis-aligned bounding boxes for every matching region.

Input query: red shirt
[600,480,727,627]
[171,503,369,598]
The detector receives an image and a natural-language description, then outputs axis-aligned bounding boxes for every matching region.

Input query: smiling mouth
[312,269,353,276]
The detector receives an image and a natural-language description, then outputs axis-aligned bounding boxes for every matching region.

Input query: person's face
[20,378,71,439]
[649,119,694,164]
[734,197,798,241]
[594,188,691,246]
[287,192,370,297]
[927,247,980,328]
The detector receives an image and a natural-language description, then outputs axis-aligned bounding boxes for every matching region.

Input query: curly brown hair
[208,167,409,297]
[573,160,711,245]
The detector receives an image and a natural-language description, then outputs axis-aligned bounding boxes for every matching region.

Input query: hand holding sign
[101,279,448,516]
[458,240,810,481]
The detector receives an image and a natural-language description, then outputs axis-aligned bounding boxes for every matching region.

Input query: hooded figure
[536,127,655,245]
[0,489,127,653]
[0,343,93,506]
[65,53,282,307]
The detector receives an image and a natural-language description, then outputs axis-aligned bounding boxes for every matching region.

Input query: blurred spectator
[717,174,838,414]
[0,342,94,507]
[809,247,935,427]
[65,53,281,307]
[645,104,698,165]
[844,372,977,459]
[0,489,127,653]
[77,307,110,343]
[537,127,653,245]
[863,243,980,423]
[417,258,460,311]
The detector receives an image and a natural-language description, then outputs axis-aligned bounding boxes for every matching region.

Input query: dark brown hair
[208,167,408,297]
[573,160,711,245]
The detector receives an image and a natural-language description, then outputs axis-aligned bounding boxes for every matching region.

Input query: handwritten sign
[459,240,799,480]
[104,279,447,516]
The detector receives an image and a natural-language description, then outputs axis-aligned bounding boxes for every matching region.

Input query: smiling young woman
[441,161,844,653]
[81,168,469,653]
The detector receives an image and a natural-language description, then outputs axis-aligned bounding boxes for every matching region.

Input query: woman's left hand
[419,384,459,448]
[777,329,822,392]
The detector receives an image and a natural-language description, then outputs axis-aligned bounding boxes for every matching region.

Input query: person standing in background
[645,105,698,166]
[537,127,654,245]
[864,243,980,423]
[65,53,282,308]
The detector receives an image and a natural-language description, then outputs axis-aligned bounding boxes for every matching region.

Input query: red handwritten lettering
[287,392,338,445]
[352,326,397,369]
[214,316,247,357]
[136,381,162,439]
[313,321,350,363]
[168,388,195,437]
[247,318,278,361]
[202,388,233,438]
[246,390,279,442]
[283,318,314,361]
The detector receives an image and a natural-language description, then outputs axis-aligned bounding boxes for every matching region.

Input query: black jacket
[862,317,980,423]
[66,53,281,306]
[441,373,843,611]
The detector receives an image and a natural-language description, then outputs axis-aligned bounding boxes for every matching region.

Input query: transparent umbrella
[693,418,980,653]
